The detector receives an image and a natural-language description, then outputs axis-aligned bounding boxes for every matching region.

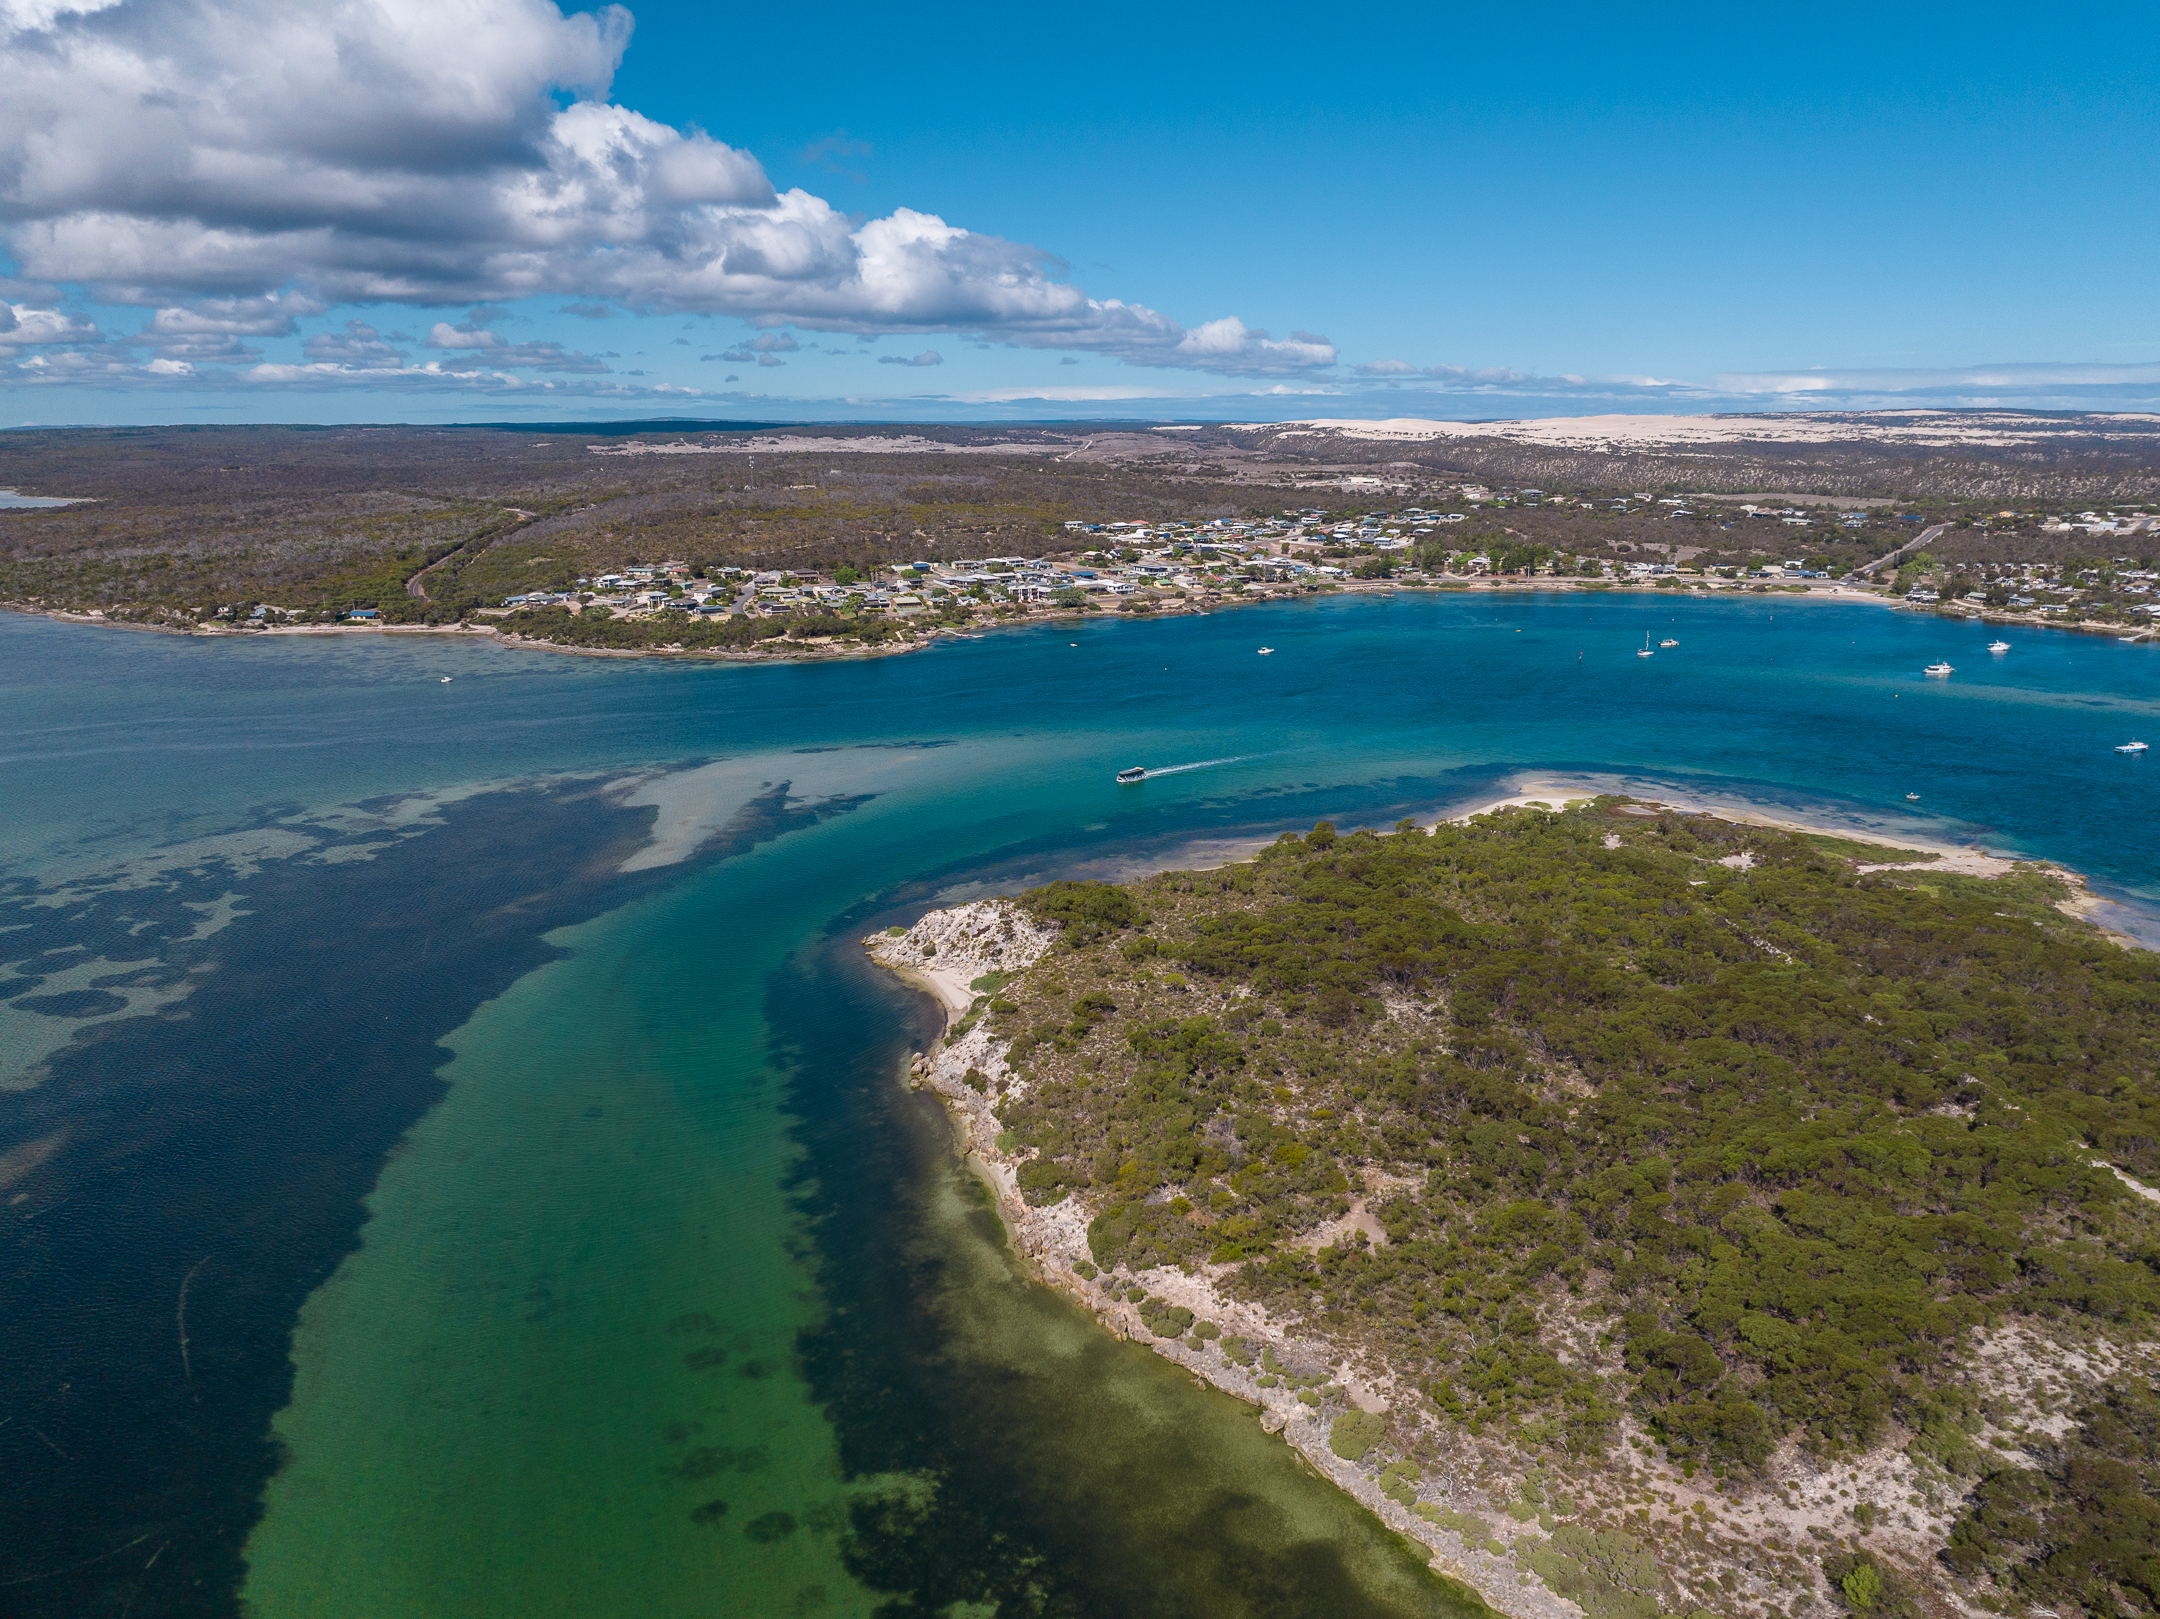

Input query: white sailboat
[1637,633,1654,658]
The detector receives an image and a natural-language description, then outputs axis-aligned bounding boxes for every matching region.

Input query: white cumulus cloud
[423,317,610,372]
[302,319,405,368]
[0,0,1335,381]
[0,301,98,345]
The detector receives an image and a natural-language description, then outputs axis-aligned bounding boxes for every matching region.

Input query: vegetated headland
[869,797,2160,1619]
[6,412,2160,657]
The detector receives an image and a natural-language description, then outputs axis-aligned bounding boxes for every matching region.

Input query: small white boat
[1637,633,1654,658]
[1924,661,1954,676]
[1659,638,1678,648]
[1906,792,1921,800]
[1987,640,2010,653]
[2118,741,2149,754]
[1257,647,1274,655]
[440,676,452,683]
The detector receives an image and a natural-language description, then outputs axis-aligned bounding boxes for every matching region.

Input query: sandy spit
[1438,780,2151,949]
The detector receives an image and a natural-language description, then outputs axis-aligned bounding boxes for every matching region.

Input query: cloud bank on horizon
[0,0,1333,392]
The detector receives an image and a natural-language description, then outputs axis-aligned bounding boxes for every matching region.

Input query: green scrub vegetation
[1941,1381,2159,1617]
[987,798,2158,1610]
[1528,1525,1672,1619]
[1333,1409,1388,1461]
[496,604,907,650]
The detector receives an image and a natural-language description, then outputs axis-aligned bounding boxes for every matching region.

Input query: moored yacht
[1987,640,2010,653]
[2118,741,2149,754]
[1924,661,1954,676]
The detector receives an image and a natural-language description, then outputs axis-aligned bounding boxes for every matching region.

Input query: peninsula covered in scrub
[871,800,2160,1619]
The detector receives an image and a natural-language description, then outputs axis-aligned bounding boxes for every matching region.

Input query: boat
[1116,766,1147,784]
[1906,792,1921,800]
[2118,741,2149,754]
[440,676,452,683]
[1637,633,1654,658]
[1924,661,1954,676]
[1987,640,2010,653]
[1659,638,1678,648]
[1257,647,1274,655]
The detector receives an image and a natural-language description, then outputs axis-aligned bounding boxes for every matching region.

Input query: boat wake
[1142,754,1255,779]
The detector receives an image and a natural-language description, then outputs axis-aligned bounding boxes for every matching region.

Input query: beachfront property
[497,490,2160,642]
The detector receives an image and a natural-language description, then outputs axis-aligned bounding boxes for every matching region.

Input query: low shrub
[1379,1459,1421,1506]
[1523,1525,1663,1619]
[1140,1301,1194,1339]
[1330,1408,1385,1461]
[1823,1553,1917,1619]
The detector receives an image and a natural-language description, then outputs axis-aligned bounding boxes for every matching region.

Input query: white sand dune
[1259,410,2160,452]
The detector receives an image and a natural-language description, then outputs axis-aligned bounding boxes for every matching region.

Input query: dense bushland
[989,803,2160,1513]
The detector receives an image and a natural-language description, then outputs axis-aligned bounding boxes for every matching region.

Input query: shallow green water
[237,769,1476,1616]
[246,861,857,1615]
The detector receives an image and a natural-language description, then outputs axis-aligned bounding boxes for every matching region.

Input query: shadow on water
[782,927,1488,1619]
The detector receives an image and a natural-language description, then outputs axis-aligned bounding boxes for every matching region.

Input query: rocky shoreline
[867,897,1583,1619]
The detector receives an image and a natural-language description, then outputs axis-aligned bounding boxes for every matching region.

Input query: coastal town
[467,486,2160,655]
[7,415,2160,653]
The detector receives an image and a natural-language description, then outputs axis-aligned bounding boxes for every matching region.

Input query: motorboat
[1924,661,1954,676]
[1906,792,1921,800]
[1987,640,2010,653]
[440,676,452,683]
[1659,638,1678,648]
[1257,647,1274,655]
[1116,766,1147,784]
[2118,741,2149,754]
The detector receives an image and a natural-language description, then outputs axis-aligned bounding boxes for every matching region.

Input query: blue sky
[3,0,2156,423]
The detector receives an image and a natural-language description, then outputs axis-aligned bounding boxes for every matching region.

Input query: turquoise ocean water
[4,591,2158,1617]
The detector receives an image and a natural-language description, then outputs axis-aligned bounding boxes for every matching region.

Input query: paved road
[1853,522,1949,578]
